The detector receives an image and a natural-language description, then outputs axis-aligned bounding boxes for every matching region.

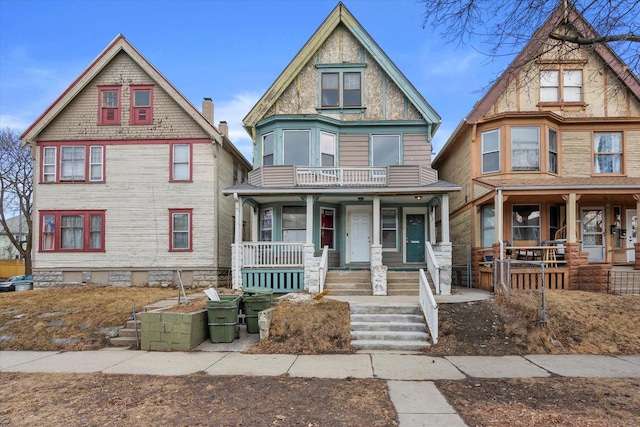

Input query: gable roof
[433,2,640,167]
[21,34,223,145]
[243,2,441,136]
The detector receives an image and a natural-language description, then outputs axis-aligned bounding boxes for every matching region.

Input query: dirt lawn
[2,287,640,426]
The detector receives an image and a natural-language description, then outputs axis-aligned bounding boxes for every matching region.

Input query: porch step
[349,303,430,351]
[325,270,372,296]
[109,336,138,348]
[386,271,420,296]
[109,318,141,348]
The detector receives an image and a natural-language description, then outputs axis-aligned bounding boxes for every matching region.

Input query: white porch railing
[319,245,329,293]
[242,242,304,268]
[425,241,441,294]
[296,167,387,186]
[419,268,438,345]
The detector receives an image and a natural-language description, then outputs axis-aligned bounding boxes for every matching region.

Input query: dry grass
[0,286,180,351]
[246,297,355,354]
[499,290,640,354]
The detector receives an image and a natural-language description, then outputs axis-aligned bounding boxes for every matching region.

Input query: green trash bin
[206,295,241,343]
[242,288,273,334]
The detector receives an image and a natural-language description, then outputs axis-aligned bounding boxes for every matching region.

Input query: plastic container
[241,288,273,334]
[206,295,241,343]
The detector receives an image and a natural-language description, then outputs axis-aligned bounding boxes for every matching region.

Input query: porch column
[304,195,319,292]
[371,195,387,295]
[495,190,504,258]
[635,195,640,270]
[429,207,436,244]
[251,205,258,242]
[441,193,450,243]
[566,193,578,243]
[232,194,243,290]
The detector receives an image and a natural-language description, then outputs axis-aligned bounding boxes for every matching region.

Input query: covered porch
[226,177,460,295]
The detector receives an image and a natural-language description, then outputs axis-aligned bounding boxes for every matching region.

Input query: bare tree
[0,129,33,274]
[420,0,640,80]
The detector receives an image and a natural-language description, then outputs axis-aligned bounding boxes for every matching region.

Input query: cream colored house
[224,3,460,295]
[21,35,251,287]
[432,4,640,291]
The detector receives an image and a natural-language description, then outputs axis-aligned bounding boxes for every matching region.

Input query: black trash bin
[241,288,273,334]
[206,295,241,343]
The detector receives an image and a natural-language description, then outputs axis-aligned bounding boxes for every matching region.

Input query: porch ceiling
[244,193,441,205]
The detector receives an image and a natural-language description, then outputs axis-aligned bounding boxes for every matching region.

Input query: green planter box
[140,309,208,351]
[207,295,241,343]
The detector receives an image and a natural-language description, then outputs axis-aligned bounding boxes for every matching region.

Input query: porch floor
[326,286,492,304]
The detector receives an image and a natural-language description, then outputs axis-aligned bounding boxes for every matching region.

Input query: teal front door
[405,214,425,263]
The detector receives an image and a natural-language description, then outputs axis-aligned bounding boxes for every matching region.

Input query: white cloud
[215,92,261,162]
[0,114,30,133]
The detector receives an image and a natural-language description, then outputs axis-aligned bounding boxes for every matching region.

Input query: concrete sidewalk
[2,350,639,426]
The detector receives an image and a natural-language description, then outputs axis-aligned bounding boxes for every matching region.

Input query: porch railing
[425,241,441,294]
[419,268,438,344]
[319,245,329,293]
[242,242,304,268]
[295,167,387,186]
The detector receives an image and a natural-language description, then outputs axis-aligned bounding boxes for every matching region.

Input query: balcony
[248,165,438,188]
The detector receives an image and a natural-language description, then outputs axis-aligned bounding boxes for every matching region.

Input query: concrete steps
[349,302,430,351]
[387,271,420,296]
[324,270,372,296]
[109,318,140,348]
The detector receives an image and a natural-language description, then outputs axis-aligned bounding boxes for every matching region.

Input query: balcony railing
[242,242,304,268]
[296,167,387,186]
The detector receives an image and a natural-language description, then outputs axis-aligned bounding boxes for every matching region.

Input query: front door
[405,214,425,263]
[581,207,605,262]
[350,212,370,263]
[627,209,637,263]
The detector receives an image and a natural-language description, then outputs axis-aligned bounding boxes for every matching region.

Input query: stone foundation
[33,269,227,288]
[370,245,387,295]
[571,264,611,293]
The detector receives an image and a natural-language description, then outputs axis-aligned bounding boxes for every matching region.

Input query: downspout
[498,189,504,260]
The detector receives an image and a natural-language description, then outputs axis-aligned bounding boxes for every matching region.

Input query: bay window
[481,129,500,173]
[320,131,336,166]
[511,127,540,171]
[548,129,558,174]
[594,132,622,174]
[262,132,274,166]
[283,130,310,166]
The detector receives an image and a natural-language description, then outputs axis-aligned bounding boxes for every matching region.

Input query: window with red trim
[40,211,105,252]
[170,209,192,251]
[130,85,153,125]
[170,143,192,181]
[98,86,121,125]
[40,144,105,183]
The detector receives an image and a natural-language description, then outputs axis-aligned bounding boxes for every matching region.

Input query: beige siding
[403,133,430,165]
[339,134,369,166]
[388,165,419,186]
[561,131,592,177]
[38,52,208,141]
[628,130,640,178]
[260,165,296,187]
[437,133,471,211]
[34,143,216,269]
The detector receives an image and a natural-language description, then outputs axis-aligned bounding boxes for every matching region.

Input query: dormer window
[131,85,153,125]
[98,86,121,125]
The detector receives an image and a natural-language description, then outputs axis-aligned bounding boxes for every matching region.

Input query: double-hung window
[594,132,623,174]
[171,143,191,181]
[511,127,540,171]
[282,206,306,242]
[481,206,495,248]
[481,130,500,173]
[319,69,363,108]
[548,129,558,174]
[260,208,273,241]
[371,135,400,167]
[61,146,86,181]
[381,208,398,250]
[130,85,153,125]
[320,208,335,249]
[320,131,336,166]
[42,147,56,182]
[170,209,192,251]
[40,211,105,252]
[89,146,104,181]
[262,132,274,166]
[283,130,310,166]
[512,205,540,244]
[540,70,582,103]
[98,86,121,125]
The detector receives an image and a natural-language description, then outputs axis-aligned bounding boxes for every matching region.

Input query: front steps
[110,318,140,348]
[325,270,423,296]
[350,302,430,351]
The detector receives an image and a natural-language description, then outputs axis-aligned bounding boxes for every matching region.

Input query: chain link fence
[494,258,547,323]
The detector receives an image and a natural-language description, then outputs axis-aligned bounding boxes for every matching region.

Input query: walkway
[2,349,639,427]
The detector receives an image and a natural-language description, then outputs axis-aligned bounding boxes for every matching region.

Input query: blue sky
[0,0,511,161]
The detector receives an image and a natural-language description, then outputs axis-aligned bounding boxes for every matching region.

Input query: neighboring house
[223,3,460,295]
[0,215,28,260]
[432,3,640,291]
[21,35,251,287]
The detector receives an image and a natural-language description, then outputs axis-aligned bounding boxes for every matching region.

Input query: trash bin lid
[243,287,273,295]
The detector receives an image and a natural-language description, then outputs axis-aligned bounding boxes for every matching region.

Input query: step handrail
[319,245,329,293]
[419,268,438,344]
[425,242,441,294]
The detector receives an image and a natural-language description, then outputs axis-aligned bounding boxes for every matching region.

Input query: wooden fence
[0,259,26,279]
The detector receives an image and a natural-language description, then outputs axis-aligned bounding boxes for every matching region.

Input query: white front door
[350,212,371,263]
[581,207,605,262]
[627,209,637,263]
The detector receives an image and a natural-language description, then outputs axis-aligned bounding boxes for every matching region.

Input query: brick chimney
[202,98,213,124]
[219,121,229,138]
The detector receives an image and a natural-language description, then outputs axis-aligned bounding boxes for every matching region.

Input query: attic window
[131,85,153,125]
[98,86,121,125]
[317,64,365,110]
[540,70,582,103]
